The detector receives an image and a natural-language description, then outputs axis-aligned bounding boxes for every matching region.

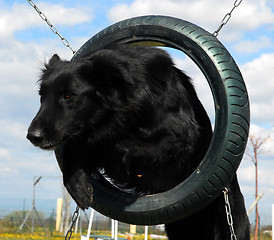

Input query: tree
[246,135,270,240]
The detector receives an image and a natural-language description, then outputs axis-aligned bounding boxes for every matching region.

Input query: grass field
[0,213,271,240]
[0,232,70,240]
[0,232,272,240]
[0,231,160,240]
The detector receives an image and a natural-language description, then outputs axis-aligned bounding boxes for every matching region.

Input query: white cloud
[240,53,274,125]
[238,165,254,183]
[0,148,9,158]
[233,36,273,54]
[249,124,273,137]
[226,0,274,31]
[0,2,92,41]
[37,2,92,26]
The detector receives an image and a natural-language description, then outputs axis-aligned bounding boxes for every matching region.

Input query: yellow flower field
[0,232,74,240]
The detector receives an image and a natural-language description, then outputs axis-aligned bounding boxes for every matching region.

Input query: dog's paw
[65,169,93,209]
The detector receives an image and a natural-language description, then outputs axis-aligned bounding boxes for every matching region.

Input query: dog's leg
[60,144,94,209]
[64,168,93,209]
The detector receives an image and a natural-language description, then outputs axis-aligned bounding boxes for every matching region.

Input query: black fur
[27,45,249,239]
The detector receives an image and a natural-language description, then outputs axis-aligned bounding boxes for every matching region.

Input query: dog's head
[27,51,135,150]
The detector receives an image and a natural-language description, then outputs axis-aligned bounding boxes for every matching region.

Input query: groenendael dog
[27,45,249,239]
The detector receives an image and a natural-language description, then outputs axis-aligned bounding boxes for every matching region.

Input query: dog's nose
[27,129,44,145]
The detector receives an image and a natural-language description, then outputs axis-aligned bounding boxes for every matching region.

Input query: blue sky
[0,0,274,225]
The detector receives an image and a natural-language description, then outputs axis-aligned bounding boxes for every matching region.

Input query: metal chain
[65,205,80,240]
[223,188,237,240]
[26,0,76,54]
[213,0,243,36]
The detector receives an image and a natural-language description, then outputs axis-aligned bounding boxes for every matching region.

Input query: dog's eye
[62,92,75,100]
[64,95,72,100]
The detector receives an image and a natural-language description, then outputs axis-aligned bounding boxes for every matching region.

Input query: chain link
[213,0,243,36]
[26,0,76,54]
[65,205,80,240]
[223,188,237,240]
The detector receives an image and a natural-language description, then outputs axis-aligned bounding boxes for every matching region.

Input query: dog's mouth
[28,139,61,151]
[39,142,60,151]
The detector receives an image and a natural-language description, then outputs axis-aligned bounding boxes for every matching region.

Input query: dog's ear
[79,53,134,104]
[45,54,62,70]
[81,54,134,85]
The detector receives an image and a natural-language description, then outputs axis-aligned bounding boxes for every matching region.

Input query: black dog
[27,45,249,239]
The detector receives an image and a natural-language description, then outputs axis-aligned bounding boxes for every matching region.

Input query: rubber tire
[58,15,250,225]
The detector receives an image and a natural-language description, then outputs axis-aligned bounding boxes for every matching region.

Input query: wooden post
[130,225,136,234]
[56,198,63,231]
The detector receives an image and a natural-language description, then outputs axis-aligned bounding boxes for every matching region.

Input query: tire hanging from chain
[54,15,250,225]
